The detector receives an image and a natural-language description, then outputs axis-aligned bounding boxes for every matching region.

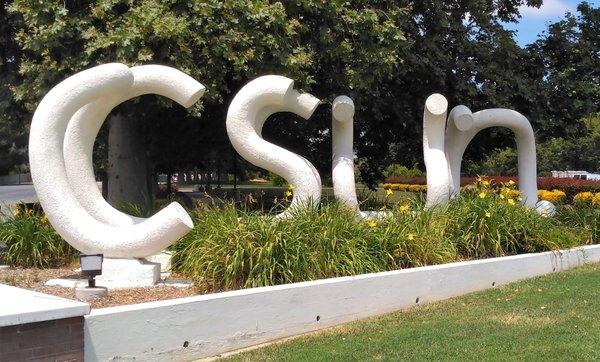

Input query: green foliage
[443,193,583,257]
[556,205,600,245]
[266,172,286,187]
[3,0,599,188]
[172,194,588,292]
[470,147,518,176]
[0,205,77,267]
[6,0,410,187]
[383,164,423,178]
[0,2,28,174]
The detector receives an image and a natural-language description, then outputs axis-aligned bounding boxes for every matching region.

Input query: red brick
[0,348,34,361]
[57,317,83,328]
[51,351,83,362]
[0,341,19,353]
[0,317,84,362]
[17,319,56,331]
[0,326,19,335]
[32,345,62,358]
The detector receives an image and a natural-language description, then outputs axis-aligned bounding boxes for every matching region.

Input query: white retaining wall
[84,244,600,361]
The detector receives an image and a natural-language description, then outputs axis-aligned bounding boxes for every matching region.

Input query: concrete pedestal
[75,286,108,302]
[145,251,173,278]
[46,258,161,289]
[95,258,161,288]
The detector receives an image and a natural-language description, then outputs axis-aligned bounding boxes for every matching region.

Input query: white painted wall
[0,284,89,327]
[84,244,600,361]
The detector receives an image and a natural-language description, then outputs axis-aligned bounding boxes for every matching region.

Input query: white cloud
[519,0,574,18]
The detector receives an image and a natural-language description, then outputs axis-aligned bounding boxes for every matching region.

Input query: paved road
[0,185,38,210]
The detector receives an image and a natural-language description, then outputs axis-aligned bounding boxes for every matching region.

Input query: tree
[0,2,27,174]
[473,2,600,176]
[380,1,545,177]
[8,0,410,206]
[7,0,596,198]
[527,2,600,140]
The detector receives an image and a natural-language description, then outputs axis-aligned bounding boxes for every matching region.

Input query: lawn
[227,263,600,361]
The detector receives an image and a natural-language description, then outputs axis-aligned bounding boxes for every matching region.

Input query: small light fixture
[80,254,103,288]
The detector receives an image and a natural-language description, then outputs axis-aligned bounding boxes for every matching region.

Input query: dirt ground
[0,267,198,309]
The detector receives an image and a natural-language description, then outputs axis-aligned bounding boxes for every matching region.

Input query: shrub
[538,189,567,204]
[593,192,600,206]
[556,205,599,244]
[383,176,600,204]
[0,205,77,268]
[408,184,425,192]
[172,192,588,292]
[156,183,178,198]
[383,164,423,178]
[383,176,600,195]
[573,192,594,206]
[267,171,287,187]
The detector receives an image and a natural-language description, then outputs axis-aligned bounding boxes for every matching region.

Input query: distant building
[551,170,600,181]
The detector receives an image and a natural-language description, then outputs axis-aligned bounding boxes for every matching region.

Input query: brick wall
[0,316,84,361]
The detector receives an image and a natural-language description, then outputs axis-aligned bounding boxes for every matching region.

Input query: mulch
[0,267,198,309]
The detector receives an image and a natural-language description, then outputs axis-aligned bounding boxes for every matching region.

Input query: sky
[503,0,599,46]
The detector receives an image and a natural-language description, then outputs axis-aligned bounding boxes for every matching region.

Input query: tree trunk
[107,114,153,213]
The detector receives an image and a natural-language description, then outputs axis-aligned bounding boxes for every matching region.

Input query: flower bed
[384,176,600,203]
[2,183,598,295]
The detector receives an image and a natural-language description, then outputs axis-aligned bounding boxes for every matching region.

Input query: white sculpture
[64,65,205,226]
[29,64,196,258]
[331,95,389,219]
[332,96,359,211]
[445,105,539,207]
[535,200,557,217]
[422,94,451,209]
[226,75,321,219]
[422,93,554,214]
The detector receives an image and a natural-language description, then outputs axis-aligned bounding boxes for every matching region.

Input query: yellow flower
[12,208,20,217]
[508,198,516,206]
[500,194,505,199]
[399,204,410,213]
[485,211,491,218]
[478,192,486,199]
[507,180,516,186]
[40,215,48,223]
[287,184,295,190]
[407,233,415,241]
[538,189,566,203]
[593,192,600,206]
[574,192,594,205]
[367,220,377,228]
[285,190,293,197]
[482,180,490,187]
[386,188,393,196]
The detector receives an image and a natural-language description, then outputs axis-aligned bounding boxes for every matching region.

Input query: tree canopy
[1,0,599,197]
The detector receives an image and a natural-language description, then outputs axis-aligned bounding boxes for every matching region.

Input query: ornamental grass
[0,205,77,267]
[171,186,592,292]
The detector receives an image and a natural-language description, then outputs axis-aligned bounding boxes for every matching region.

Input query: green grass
[227,263,600,361]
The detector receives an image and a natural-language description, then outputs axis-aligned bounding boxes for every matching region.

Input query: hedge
[384,176,600,199]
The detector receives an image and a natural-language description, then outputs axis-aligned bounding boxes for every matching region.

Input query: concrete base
[96,258,161,288]
[145,251,173,278]
[75,287,108,302]
[46,258,161,289]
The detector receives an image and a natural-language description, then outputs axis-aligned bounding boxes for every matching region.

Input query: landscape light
[80,254,103,288]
